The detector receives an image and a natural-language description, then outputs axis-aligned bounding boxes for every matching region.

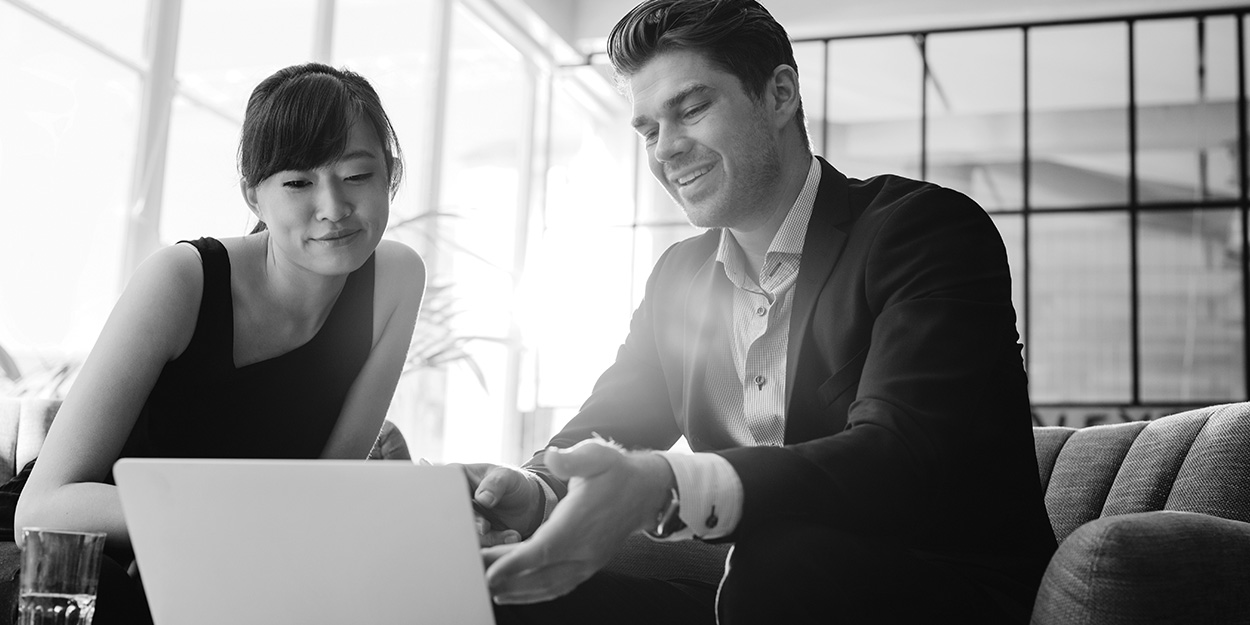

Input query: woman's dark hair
[607,0,807,144]
[238,63,403,233]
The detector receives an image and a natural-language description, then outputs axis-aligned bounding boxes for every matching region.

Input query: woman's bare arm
[14,244,203,549]
[319,239,425,460]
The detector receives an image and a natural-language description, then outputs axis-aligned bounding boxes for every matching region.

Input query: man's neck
[728,150,813,274]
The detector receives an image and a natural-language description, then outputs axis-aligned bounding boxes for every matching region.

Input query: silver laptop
[114,458,495,625]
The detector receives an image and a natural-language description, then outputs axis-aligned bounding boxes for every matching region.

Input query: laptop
[113,458,496,625]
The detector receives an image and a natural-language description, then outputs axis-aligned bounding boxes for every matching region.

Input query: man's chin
[674,197,715,228]
[682,204,740,230]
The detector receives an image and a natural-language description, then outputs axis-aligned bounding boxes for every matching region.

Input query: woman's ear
[240,180,261,220]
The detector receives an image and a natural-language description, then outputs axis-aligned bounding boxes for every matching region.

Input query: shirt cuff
[655,451,743,541]
[522,468,559,523]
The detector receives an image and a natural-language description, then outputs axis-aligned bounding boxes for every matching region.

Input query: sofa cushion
[1031,511,1250,625]
[1041,421,1147,542]
[1164,403,1250,521]
[1037,402,1250,544]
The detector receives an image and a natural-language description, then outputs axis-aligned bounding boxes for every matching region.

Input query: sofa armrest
[1031,510,1250,625]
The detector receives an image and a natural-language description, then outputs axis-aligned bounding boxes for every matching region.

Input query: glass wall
[3,1,1247,461]
[0,1,142,375]
[803,11,1246,425]
[0,0,623,464]
[571,8,1249,431]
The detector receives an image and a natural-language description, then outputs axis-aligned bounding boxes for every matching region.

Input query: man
[466,1,1057,622]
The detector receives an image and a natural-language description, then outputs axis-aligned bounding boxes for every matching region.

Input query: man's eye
[283,180,311,189]
[346,172,375,182]
[683,103,709,120]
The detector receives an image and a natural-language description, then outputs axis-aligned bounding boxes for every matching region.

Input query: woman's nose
[316,182,354,221]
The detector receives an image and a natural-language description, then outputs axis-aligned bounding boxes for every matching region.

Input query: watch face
[649,487,685,539]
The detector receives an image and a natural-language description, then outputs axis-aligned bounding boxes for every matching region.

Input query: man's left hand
[481,438,675,604]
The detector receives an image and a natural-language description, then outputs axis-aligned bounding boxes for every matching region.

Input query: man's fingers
[478,528,521,547]
[484,535,548,584]
[544,440,620,481]
[480,542,520,568]
[487,559,595,605]
[475,465,523,505]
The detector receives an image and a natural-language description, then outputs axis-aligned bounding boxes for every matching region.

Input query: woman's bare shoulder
[374,239,426,296]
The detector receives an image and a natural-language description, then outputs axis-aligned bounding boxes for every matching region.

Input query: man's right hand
[453,463,545,547]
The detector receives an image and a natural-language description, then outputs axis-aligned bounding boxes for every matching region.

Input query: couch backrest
[0,397,59,483]
[1034,402,1250,544]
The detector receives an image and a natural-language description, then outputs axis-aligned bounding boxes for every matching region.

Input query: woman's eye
[346,172,375,182]
[282,180,311,189]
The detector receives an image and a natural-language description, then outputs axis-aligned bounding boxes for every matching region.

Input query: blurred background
[1,0,1248,464]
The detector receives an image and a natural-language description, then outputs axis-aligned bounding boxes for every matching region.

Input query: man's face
[627,49,783,230]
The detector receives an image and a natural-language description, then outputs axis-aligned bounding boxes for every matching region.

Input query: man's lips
[672,164,714,187]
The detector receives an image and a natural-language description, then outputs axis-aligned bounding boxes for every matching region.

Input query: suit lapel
[785,157,855,412]
[680,249,730,436]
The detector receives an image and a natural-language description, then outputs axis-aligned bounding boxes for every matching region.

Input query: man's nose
[653,126,691,163]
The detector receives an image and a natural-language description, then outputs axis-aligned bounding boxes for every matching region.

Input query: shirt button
[755,305,767,316]
[754,375,766,390]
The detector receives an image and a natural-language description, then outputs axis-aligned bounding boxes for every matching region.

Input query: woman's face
[245,119,389,278]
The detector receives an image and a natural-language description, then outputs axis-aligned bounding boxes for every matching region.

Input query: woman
[13,63,424,622]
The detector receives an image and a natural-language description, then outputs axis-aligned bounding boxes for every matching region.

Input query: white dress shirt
[656,156,821,540]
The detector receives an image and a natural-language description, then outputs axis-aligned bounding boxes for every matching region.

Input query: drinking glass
[18,528,107,625]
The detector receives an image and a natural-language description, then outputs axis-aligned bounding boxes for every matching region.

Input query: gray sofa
[604,402,1250,624]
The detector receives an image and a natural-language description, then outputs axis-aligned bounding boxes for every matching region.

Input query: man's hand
[481,439,676,605]
[453,462,544,547]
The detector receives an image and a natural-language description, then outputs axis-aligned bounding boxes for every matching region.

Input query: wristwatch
[647,487,686,539]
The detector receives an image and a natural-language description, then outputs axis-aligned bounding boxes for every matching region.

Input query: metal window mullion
[121,0,182,284]
[1127,20,1141,405]
[1197,18,1209,200]
[419,0,455,275]
[918,33,928,181]
[821,39,831,156]
[1022,26,1032,378]
[313,0,336,63]
[501,61,548,465]
[1238,14,1249,399]
[629,135,642,309]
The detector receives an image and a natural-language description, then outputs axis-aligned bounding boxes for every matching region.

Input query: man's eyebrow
[630,84,712,129]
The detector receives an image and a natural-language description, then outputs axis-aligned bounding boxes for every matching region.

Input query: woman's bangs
[257,76,361,179]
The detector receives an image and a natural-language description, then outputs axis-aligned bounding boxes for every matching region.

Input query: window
[0,2,141,371]
[587,7,1250,429]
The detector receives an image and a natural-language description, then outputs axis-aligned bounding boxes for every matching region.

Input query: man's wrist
[638,452,681,536]
[520,468,558,535]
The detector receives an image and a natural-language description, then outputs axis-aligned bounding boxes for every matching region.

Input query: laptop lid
[114,458,495,625]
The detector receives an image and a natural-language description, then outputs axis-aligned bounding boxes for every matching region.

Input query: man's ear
[767,64,801,130]
[240,180,262,220]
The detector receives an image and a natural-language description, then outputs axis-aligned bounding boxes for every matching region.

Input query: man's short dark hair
[607,0,808,144]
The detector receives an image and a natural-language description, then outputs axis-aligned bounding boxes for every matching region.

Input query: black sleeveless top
[115,237,374,466]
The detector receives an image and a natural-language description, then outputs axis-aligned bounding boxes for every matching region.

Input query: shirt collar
[715,156,822,279]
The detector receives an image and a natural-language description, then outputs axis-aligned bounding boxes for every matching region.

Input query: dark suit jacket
[532,157,1057,591]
